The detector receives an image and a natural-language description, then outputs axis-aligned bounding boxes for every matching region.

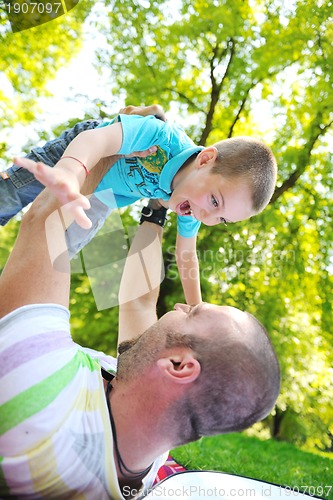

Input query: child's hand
[13,157,92,229]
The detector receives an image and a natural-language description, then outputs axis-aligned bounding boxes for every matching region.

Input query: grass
[172,433,333,499]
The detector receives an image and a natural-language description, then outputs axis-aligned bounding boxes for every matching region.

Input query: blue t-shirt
[95,115,203,238]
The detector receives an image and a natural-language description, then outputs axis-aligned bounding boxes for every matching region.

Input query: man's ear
[157,351,201,384]
[196,146,218,168]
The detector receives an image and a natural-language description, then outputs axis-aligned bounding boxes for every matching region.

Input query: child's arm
[176,233,202,305]
[58,103,166,176]
[53,103,166,173]
[55,121,123,173]
[13,114,160,228]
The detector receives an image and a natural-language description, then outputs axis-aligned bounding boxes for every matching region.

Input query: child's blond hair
[212,137,277,213]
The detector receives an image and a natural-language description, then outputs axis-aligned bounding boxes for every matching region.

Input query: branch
[164,88,206,114]
[217,38,235,94]
[199,38,236,145]
[139,41,157,80]
[270,117,333,204]
[226,55,304,138]
[227,85,253,138]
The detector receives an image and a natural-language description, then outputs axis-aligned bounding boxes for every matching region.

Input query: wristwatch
[140,205,168,227]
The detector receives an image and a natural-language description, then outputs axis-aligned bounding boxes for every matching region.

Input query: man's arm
[116,106,167,342]
[176,233,202,305]
[0,158,164,319]
[118,221,164,346]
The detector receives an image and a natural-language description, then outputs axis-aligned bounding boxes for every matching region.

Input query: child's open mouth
[176,200,193,216]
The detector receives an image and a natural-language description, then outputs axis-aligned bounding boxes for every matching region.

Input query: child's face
[169,150,254,226]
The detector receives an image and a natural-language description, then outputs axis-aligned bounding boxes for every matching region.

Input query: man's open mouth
[176,200,193,216]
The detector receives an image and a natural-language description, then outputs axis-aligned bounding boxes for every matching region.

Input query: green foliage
[0,219,20,273]
[69,271,119,356]
[0,0,93,129]
[94,0,333,452]
[97,0,333,143]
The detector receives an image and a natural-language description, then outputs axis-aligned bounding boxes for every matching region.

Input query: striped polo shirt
[0,304,123,498]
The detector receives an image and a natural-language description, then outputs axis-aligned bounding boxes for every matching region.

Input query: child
[3,105,277,305]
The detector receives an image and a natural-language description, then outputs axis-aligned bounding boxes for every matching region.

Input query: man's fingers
[118,105,137,115]
[126,146,158,159]
[134,146,158,157]
[151,105,166,122]
[118,104,166,122]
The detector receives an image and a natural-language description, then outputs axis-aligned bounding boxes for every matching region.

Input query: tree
[0,0,93,137]
[91,0,332,450]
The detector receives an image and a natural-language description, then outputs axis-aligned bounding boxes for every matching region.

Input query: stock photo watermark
[44,187,296,312]
[165,245,296,284]
[123,483,332,498]
[45,200,297,312]
[45,206,166,311]
[1,0,80,32]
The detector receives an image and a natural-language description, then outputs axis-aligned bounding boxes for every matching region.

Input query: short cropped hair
[212,137,277,213]
[166,312,280,442]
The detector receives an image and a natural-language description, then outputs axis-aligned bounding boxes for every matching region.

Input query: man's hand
[122,145,158,159]
[117,104,167,159]
[119,104,166,122]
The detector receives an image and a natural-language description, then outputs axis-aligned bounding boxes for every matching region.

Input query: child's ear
[197,146,218,168]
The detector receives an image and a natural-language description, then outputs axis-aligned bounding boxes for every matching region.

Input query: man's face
[118,303,249,356]
[168,156,254,226]
[117,303,249,381]
[156,302,249,340]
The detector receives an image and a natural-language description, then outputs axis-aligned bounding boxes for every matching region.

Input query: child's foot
[14,157,92,228]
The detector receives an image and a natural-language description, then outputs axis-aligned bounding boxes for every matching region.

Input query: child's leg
[0,120,100,226]
[0,151,46,225]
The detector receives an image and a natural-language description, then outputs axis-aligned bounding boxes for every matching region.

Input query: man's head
[169,137,277,226]
[117,303,280,444]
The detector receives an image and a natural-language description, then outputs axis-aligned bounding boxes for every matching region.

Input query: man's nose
[174,303,191,313]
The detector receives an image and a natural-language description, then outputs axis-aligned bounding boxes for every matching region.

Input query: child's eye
[220,217,227,225]
[211,195,218,207]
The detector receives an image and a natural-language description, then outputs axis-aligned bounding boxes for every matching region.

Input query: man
[0,149,280,499]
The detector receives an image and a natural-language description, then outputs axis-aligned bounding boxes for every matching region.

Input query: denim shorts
[0,119,113,255]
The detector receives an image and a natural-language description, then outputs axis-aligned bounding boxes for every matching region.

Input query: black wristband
[140,205,167,227]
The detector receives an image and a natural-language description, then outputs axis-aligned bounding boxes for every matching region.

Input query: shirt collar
[159,146,204,194]
[101,367,116,381]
